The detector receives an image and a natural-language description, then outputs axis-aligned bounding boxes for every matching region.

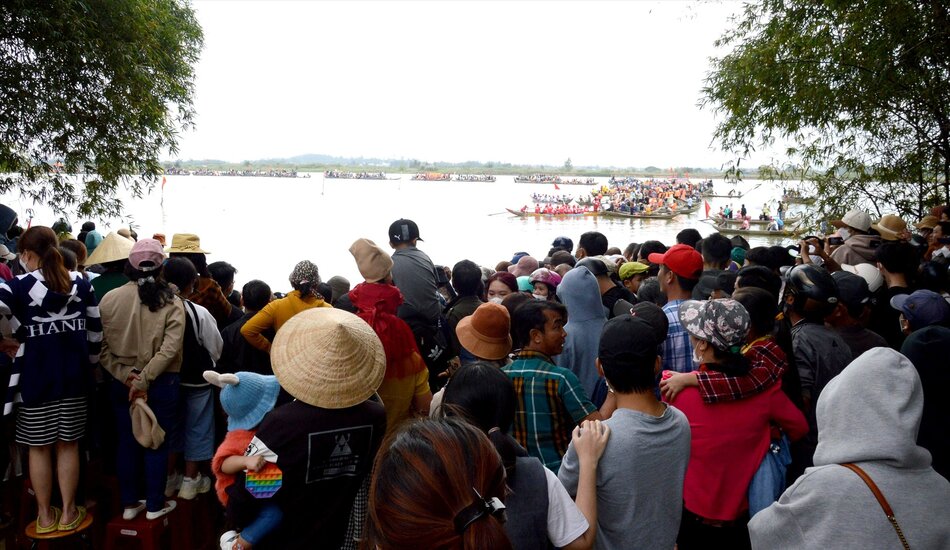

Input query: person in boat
[534,204,541,214]
[520,205,528,213]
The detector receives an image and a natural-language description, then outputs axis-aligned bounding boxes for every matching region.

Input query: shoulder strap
[184,300,203,344]
[840,463,910,550]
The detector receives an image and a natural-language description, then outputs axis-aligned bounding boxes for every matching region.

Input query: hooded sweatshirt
[749,347,950,549]
[556,267,606,398]
[829,233,879,266]
[0,204,17,253]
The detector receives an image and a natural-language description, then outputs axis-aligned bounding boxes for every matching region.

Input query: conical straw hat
[270,308,385,409]
[86,232,134,265]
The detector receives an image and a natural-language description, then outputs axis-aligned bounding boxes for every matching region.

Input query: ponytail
[711,346,751,377]
[124,262,176,312]
[20,226,71,293]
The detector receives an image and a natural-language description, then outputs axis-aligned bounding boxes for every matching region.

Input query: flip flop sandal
[58,505,86,531]
[35,506,61,535]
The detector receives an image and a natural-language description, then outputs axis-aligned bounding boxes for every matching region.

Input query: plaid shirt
[503,351,598,471]
[696,337,786,403]
[662,300,696,373]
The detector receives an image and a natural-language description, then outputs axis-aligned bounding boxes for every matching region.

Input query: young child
[204,370,282,550]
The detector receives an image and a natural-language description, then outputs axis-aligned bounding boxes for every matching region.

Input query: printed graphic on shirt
[245,437,279,462]
[305,425,374,484]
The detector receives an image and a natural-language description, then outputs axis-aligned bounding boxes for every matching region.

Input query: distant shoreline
[162,162,743,179]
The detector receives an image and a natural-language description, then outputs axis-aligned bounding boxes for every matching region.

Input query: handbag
[840,463,911,550]
[748,434,791,516]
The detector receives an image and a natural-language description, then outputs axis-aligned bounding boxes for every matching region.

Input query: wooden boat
[453,174,496,182]
[702,219,802,237]
[783,195,816,205]
[506,208,597,218]
[712,216,802,227]
[324,171,390,180]
[599,210,679,220]
[411,173,451,181]
[699,183,762,199]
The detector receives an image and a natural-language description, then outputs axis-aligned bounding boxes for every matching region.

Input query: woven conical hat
[86,232,134,265]
[271,308,385,409]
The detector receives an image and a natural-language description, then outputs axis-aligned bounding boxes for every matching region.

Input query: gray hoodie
[749,347,950,549]
[556,267,606,398]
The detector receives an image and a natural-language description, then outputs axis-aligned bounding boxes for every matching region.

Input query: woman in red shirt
[664,299,807,550]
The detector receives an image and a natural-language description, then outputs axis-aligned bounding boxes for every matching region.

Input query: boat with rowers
[531,193,574,204]
[699,183,762,199]
[506,208,597,218]
[411,173,451,181]
[514,174,596,185]
[783,194,816,205]
[324,170,395,180]
[701,218,803,237]
[453,174,496,182]
[712,216,802,227]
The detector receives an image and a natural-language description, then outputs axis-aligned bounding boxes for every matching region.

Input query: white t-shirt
[544,466,589,547]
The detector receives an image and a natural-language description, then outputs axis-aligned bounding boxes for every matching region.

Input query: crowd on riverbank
[0,200,948,549]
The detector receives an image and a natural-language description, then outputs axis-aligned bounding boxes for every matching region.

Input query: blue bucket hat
[204,371,281,431]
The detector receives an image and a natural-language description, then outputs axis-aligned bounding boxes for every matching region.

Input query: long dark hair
[367,418,512,550]
[19,226,70,293]
[123,262,176,312]
[442,362,527,482]
[170,252,211,278]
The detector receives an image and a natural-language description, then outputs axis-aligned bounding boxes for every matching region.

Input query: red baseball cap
[648,244,703,279]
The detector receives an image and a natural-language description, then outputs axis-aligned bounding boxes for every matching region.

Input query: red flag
[553,183,560,190]
[161,176,167,190]
[704,200,711,218]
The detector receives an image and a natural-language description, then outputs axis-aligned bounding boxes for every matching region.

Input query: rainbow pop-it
[245,462,282,499]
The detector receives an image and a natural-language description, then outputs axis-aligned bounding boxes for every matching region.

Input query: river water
[0,175,805,291]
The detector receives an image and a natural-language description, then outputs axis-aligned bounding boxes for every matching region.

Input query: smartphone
[828,236,844,246]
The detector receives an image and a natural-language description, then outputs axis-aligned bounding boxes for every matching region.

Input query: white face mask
[533,293,548,300]
[489,296,504,304]
[838,228,852,241]
[691,343,704,365]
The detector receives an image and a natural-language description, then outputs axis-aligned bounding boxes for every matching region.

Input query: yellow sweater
[240,290,331,352]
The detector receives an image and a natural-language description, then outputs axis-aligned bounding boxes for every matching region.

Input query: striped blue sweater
[0,270,101,414]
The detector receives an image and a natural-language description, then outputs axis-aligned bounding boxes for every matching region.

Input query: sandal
[58,505,86,531]
[35,506,61,535]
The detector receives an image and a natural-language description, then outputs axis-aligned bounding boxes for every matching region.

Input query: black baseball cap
[628,302,669,343]
[831,271,871,312]
[388,219,423,244]
[576,257,609,277]
[598,316,660,366]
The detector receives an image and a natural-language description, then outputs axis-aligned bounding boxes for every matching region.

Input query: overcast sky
[175,0,771,169]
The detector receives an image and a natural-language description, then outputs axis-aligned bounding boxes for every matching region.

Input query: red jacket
[666,372,808,520]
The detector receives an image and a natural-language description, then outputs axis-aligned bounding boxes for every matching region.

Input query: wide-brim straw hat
[86,232,135,265]
[166,233,210,254]
[271,308,385,409]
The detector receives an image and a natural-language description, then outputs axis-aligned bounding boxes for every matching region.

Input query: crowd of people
[0,200,948,549]
[578,178,701,215]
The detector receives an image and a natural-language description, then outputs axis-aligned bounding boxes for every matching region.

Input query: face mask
[691,343,704,365]
[533,294,547,301]
[838,228,851,241]
[489,297,504,304]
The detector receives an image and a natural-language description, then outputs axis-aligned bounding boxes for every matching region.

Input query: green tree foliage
[564,157,573,171]
[702,0,950,222]
[0,0,202,217]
